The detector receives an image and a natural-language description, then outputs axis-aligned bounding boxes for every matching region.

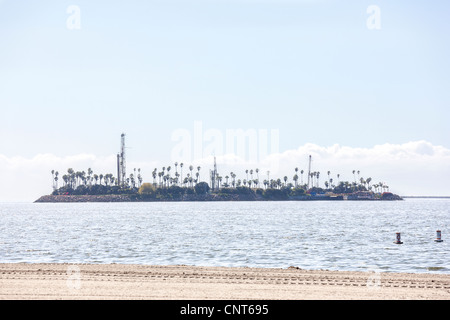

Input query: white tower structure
[117,133,126,187]
[210,156,218,191]
[307,155,312,189]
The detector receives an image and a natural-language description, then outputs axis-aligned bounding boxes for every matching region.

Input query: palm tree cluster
[151,162,203,188]
[51,167,143,194]
[148,162,389,195]
[51,161,390,196]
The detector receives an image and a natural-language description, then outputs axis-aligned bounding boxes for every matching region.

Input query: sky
[1,0,450,201]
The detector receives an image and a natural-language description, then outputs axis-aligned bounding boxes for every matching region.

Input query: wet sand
[0,263,449,300]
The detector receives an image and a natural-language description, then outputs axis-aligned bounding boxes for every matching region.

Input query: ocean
[0,198,449,273]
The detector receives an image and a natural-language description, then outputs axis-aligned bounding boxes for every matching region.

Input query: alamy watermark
[171,121,280,172]
[66,265,82,292]
[366,266,382,290]
[64,5,380,31]
[367,5,381,30]
[66,5,81,30]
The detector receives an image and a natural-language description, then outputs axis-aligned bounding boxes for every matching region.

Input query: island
[36,134,403,203]
[35,167,402,202]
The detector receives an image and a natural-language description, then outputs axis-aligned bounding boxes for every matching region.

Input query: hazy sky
[1,0,450,201]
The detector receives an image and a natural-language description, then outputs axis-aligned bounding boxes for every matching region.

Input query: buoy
[394,232,403,244]
[435,230,443,243]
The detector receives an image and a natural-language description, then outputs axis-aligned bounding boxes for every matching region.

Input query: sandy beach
[0,263,449,300]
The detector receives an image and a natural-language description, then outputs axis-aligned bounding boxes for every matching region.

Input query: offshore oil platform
[116,133,127,187]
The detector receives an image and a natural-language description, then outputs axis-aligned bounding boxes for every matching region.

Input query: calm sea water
[0,199,449,274]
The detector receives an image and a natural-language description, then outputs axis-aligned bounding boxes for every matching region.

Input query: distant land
[37,134,404,203]
[402,196,450,199]
[35,183,403,203]
[34,193,403,203]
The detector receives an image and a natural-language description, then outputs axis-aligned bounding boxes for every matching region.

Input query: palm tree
[51,170,55,190]
[300,170,304,186]
[293,174,298,188]
[81,171,86,186]
[54,171,59,189]
[74,171,79,187]
[255,168,259,187]
[103,173,110,186]
[158,171,163,187]
[230,172,236,187]
[188,174,193,188]
[67,168,75,188]
[283,176,288,186]
[152,168,157,186]
[137,168,142,188]
[87,168,93,186]
[62,174,69,187]
[174,162,178,184]
[269,179,275,188]
[197,166,201,182]
[366,177,372,191]
[77,171,84,187]
[180,163,184,184]
[276,178,282,189]
[131,173,136,188]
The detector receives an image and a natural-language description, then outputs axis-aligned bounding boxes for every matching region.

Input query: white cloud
[208,140,450,196]
[1,140,449,202]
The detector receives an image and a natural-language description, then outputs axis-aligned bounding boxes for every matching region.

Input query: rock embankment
[34,192,402,203]
[34,194,137,203]
[34,193,261,203]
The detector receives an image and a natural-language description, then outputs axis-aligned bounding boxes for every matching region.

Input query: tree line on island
[50,163,394,200]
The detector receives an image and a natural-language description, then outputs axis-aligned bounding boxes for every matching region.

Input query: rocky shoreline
[34,193,402,203]
[34,193,263,203]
